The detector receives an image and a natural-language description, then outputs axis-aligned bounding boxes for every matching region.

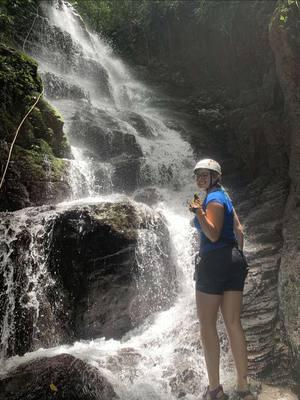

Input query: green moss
[0,43,71,160]
[12,141,69,183]
[12,145,46,181]
[39,100,64,132]
[94,203,138,234]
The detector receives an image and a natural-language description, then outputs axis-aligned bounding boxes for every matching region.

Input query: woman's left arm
[196,202,224,242]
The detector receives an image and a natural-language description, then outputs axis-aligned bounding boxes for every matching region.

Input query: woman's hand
[189,197,203,213]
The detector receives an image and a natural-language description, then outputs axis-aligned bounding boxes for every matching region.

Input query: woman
[189,159,256,400]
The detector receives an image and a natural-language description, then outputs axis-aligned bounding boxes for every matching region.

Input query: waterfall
[0,207,62,359]
[0,2,232,399]
[24,0,195,197]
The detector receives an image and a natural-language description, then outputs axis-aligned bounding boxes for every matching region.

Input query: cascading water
[25,0,195,196]
[0,207,64,360]
[0,1,236,398]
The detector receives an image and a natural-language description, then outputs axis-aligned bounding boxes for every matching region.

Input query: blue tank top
[194,187,237,255]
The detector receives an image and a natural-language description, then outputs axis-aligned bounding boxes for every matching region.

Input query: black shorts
[194,245,249,295]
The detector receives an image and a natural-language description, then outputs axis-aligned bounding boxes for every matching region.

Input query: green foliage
[278,0,300,24]
[69,0,268,64]
[70,0,182,32]
[0,0,40,46]
[70,0,242,39]
[69,0,185,56]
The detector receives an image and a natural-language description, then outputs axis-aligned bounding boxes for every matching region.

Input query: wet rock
[69,108,143,161]
[0,207,72,358]
[0,201,176,357]
[48,201,177,341]
[0,142,72,212]
[0,353,118,400]
[122,111,158,138]
[112,156,142,192]
[42,72,89,100]
[69,106,144,192]
[71,124,142,162]
[133,187,163,206]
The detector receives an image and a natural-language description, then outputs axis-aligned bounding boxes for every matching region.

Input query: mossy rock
[0,44,42,127]
[0,142,72,211]
[0,43,71,156]
[12,142,69,183]
[0,42,73,210]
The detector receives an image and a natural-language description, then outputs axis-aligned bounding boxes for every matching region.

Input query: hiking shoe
[202,385,229,400]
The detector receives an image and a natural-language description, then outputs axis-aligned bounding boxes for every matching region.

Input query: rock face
[0,354,118,400]
[269,3,300,380]
[0,200,177,357]
[231,174,290,379]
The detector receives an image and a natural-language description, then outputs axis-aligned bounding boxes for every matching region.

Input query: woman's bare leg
[221,291,248,391]
[196,290,222,391]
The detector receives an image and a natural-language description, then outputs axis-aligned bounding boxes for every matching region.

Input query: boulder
[121,111,158,138]
[112,156,142,192]
[48,201,177,340]
[69,107,144,192]
[70,119,143,162]
[0,354,118,400]
[0,201,176,357]
[41,72,89,100]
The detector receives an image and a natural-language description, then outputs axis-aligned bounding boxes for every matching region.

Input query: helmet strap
[207,171,221,192]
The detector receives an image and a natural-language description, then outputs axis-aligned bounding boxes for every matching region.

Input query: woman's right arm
[233,209,244,251]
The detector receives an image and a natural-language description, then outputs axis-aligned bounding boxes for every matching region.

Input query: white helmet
[194,158,222,175]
